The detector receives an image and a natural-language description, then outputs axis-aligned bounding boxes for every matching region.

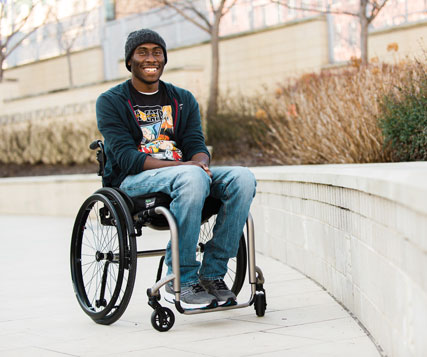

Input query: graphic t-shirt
[129,82,182,161]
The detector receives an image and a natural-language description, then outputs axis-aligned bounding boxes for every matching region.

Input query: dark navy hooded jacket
[96,79,210,187]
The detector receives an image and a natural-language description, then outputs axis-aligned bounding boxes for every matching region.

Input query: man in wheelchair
[95,29,256,309]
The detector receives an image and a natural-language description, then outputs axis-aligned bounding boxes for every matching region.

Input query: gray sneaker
[164,283,217,309]
[200,279,236,305]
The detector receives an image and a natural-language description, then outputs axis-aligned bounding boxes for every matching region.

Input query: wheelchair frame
[70,140,267,331]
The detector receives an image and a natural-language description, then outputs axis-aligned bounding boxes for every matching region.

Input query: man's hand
[182,160,212,178]
[189,152,212,178]
[142,152,212,178]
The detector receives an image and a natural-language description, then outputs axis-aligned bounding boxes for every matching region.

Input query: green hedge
[379,60,427,161]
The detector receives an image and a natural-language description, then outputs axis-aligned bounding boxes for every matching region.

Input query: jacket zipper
[127,99,139,126]
[173,97,179,130]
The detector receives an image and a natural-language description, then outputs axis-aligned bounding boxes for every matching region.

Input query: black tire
[70,193,137,325]
[254,292,267,317]
[151,307,175,332]
[198,216,247,296]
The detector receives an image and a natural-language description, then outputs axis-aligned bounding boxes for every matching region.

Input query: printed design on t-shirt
[134,104,182,161]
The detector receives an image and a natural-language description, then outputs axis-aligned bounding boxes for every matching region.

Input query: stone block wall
[250,163,427,357]
[4,47,104,98]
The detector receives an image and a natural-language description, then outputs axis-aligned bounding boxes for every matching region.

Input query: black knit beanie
[125,29,167,72]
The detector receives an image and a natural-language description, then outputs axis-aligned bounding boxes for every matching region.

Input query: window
[104,0,115,21]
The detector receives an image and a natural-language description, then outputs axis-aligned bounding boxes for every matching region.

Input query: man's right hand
[143,156,212,178]
[181,160,212,178]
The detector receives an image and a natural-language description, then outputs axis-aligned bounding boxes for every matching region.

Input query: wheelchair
[70,140,267,331]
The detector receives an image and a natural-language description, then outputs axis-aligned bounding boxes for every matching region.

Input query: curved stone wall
[250,162,427,357]
[0,162,426,356]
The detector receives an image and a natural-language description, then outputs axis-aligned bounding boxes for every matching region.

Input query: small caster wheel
[254,292,267,317]
[151,307,175,332]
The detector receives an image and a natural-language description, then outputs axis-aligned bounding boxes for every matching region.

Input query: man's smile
[143,67,159,74]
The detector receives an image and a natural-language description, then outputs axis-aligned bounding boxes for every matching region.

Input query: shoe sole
[206,291,237,305]
[219,297,237,307]
[164,290,218,310]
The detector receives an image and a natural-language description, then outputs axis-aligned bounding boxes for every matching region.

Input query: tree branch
[367,0,389,23]
[270,0,358,17]
[0,4,5,47]
[4,26,37,58]
[9,0,48,38]
[222,0,239,17]
[55,9,92,52]
[209,0,216,14]
[158,0,212,33]
[210,0,226,19]
[3,2,51,59]
[4,4,37,48]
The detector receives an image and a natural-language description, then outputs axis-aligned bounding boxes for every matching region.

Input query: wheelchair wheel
[254,292,267,317]
[70,193,137,325]
[151,307,175,332]
[198,216,247,296]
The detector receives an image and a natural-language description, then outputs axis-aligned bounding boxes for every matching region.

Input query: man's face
[128,43,165,87]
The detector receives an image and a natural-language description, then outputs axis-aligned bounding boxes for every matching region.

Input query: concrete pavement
[0,215,381,356]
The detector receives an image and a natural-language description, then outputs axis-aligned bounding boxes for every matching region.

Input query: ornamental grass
[211,58,425,165]
[0,113,99,165]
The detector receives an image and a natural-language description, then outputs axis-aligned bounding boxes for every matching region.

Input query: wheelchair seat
[113,188,222,231]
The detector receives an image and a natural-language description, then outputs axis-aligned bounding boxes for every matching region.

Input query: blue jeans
[119,165,256,286]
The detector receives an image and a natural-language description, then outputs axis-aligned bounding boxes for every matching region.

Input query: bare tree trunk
[53,1,92,89]
[66,49,74,87]
[0,59,3,82]
[359,0,369,65]
[206,19,220,123]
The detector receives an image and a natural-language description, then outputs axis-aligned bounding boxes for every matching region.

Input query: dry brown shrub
[251,62,416,164]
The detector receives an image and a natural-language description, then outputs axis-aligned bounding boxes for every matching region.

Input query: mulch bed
[0,154,274,178]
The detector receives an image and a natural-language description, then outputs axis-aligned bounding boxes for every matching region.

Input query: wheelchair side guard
[95,187,136,239]
[131,192,172,212]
